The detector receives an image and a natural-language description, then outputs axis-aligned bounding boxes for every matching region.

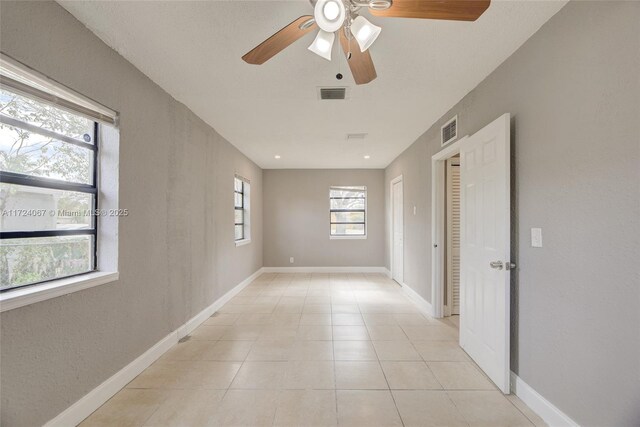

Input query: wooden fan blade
[370,0,490,21]
[339,31,377,85]
[242,16,317,65]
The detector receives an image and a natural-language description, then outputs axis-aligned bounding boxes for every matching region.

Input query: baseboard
[401,283,577,426]
[384,268,391,278]
[401,295,577,427]
[401,282,434,317]
[176,267,264,339]
[262,266,388,274]
[44,267,264,427]
[510,372,579,427]
[45,331,177,427]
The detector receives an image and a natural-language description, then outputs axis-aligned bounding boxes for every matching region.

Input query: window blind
[0,53,117,126]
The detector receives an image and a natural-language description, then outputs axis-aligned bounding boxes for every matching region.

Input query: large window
[330,186,367,238]
[234,176,250,244]
[0,83,98,290]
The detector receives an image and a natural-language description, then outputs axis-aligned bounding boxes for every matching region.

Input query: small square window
[329,186,366,238]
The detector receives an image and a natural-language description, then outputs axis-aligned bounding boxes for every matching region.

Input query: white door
[459,113,511,393]
[392,179,404,284]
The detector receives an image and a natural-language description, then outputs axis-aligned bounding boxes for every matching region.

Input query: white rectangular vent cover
[346,133,367,141]
[319,87,348,100]
[441,115,458,146]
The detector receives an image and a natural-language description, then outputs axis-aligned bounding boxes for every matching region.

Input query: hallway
[81,273,543,426]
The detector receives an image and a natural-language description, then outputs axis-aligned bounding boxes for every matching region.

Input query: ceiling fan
[242,0,491,85]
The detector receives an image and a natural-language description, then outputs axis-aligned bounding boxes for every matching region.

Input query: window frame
[0,53,119,312]
[234,175,251,246]
[0,93,100,292]
[329,185,367,240]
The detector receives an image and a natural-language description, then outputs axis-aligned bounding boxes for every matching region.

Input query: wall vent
[441,115,458,146]
[346,133,367,141]
[318,87,348,100]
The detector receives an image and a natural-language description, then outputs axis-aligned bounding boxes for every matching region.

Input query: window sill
[330,235,367,240]
[0,271,119,313]
[235,239,251,247]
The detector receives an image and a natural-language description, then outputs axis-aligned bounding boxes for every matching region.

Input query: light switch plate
[531,228,543,248]
[289,257,294,264]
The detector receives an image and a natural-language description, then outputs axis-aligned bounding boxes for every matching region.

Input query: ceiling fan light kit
[242,0,491,84]
[314,0,347,32]
[350,15,381,52]
[308,30,336,60]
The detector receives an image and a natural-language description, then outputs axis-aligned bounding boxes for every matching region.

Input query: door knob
[489,261,503,270]
[489,261,516,270]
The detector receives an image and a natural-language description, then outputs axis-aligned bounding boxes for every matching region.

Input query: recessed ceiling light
[274,155,281,159]
[364,155,370,159]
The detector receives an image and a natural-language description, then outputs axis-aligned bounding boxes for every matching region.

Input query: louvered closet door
[447,159,461,315]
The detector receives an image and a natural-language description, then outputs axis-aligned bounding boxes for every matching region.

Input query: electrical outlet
[531,228,543,248]
[289,257,294,264]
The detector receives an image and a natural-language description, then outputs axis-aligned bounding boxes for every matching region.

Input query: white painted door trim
[390,175,404,284]
[431,136,467,318]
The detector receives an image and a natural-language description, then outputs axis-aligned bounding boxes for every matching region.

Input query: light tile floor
[80,273,546,426]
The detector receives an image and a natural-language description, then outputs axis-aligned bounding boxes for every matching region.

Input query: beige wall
[384,2,640,425]
[0,2,262,425]
[2,1,639,426]
[263,169,385,267]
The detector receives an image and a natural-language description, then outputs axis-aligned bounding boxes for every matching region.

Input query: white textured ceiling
[59,0,566,169]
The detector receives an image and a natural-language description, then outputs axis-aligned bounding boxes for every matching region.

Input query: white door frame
[390,174,403,284]
[431,136,468,318]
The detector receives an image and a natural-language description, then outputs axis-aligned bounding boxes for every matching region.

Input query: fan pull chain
[344,26,353,60]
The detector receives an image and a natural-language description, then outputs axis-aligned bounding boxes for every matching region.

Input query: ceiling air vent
[346,133,367,141]
[318,87,348,100]
[441,115,458,146]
